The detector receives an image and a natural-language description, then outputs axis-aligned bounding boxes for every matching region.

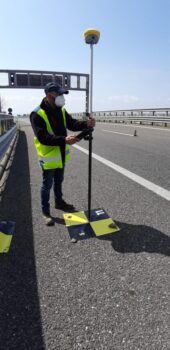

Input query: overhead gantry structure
[0,69,89,113]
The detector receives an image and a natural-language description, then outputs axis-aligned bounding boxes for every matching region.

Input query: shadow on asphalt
[98,221,170,256]
[0,131,45,350]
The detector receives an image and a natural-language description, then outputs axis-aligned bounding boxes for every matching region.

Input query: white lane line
[103,129,133,137]
[73,144,170,201]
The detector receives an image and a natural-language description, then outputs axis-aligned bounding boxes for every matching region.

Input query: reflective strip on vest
[39,155,62,162]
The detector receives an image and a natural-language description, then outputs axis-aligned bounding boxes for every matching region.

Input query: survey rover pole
[83,29,100,220]
[63,29,119,241]
[88,43,93,220]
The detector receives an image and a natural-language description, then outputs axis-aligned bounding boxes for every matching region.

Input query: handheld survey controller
[76,128,94,141]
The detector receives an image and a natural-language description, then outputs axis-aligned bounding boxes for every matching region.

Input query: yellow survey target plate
[63,208,119,241]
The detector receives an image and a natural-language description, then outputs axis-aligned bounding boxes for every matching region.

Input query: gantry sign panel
[0,69,89,91]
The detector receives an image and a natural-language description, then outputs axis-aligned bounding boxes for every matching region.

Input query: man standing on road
[30,82,95,226]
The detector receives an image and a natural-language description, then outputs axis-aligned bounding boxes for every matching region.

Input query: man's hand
[87,117,96,128]
[65,135,78,145]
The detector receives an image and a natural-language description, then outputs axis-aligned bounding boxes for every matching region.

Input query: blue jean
[41,167,64,214]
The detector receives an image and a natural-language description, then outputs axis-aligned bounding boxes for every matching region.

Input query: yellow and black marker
[63,208,119,242]
[0,221,15,253]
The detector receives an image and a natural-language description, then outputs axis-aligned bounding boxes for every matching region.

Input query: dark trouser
[41,167,65,214]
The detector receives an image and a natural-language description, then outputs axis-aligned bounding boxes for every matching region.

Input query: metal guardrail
[73,108,170,117]
[0,113,15,136]
[0,114,17,164]
[0,125,17,162]
[0,127,18,182]
[97,118,170,127]
[72,108,170,127]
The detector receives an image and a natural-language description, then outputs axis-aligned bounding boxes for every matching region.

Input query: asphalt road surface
[0,122,169,350]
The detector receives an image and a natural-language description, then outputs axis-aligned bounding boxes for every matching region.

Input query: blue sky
[0,0,170,114]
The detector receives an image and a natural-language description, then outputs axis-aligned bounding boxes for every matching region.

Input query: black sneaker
[55,199,75,211]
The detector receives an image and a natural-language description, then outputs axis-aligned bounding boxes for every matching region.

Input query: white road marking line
[73,144,170,201]
[103,129,133,137]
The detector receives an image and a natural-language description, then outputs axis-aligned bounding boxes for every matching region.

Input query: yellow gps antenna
[83,29,100,114]
[83,28,100,44]
[83,29,100,220]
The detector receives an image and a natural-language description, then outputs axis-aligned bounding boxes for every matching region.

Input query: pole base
[63,208,120,242]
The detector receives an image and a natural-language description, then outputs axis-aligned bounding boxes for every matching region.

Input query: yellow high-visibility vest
[34,107,70,170]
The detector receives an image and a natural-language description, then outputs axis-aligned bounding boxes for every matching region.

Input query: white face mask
[55,95,65,107]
